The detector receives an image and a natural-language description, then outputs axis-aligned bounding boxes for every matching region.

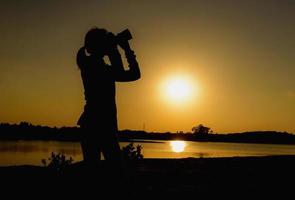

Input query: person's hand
[76,47,87,66]
[105,32,119,55]
[118,40,131,52]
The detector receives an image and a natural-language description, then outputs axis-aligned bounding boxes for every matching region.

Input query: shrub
[122,142,143,161]
[42,152,73,171]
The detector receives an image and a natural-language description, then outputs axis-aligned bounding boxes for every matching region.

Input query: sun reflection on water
[170,141,186,153]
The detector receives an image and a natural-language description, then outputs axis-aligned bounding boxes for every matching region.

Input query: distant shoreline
[1,138,295,146]
[1,122,295,145]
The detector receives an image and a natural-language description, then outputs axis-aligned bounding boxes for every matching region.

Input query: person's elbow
[130,62,141,81]
[133,71,141,81]
[115,70,141,82]
[129,67,141,81]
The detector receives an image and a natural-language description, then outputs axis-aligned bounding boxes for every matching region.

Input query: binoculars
[115,29,132,43]
[84,28,133,55]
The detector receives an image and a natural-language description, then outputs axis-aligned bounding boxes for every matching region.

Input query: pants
[79,126,132,197]
[80,126,122,164]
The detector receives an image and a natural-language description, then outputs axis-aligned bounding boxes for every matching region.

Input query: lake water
[1,140,295,166]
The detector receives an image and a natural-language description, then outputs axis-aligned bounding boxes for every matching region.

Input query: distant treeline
[0,122,294,145]
[0,122,80,141]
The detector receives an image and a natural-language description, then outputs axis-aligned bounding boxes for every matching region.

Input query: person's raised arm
[121,41,141,81]
[108,36,141,82]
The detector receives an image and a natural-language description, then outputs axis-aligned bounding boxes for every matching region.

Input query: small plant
[122,142,144,161]
[42,152,73,171]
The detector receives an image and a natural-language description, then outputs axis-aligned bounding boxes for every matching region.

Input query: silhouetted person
[76,28,140,166]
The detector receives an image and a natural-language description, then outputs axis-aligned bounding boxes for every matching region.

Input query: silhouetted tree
[19,121,32,127]
[192,124,212,135]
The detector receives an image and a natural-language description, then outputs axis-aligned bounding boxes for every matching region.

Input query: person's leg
[101,131,122,162]
[79,128,103,198]
[101,130,135,197]
[80,127,101,165]
[81,139,101,163]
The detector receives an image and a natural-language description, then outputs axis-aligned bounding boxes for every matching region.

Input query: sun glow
[161,75,196,105]
[170,141,186,153]
[166,79,190,100]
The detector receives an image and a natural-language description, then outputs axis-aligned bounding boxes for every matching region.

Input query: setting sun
[166,79,190,100]
[161,75,196,105]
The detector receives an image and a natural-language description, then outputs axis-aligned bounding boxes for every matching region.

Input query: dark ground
[1,156,294,199]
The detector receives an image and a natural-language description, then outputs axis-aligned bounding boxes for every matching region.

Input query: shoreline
[1,155,294,197]
[1,137,295,146]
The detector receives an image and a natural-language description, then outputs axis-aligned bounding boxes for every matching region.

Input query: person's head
[84,28,111,57]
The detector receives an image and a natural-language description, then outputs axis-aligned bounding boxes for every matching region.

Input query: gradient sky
[0,0,294,133]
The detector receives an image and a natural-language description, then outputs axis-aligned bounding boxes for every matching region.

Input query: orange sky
[0,1,294,133]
